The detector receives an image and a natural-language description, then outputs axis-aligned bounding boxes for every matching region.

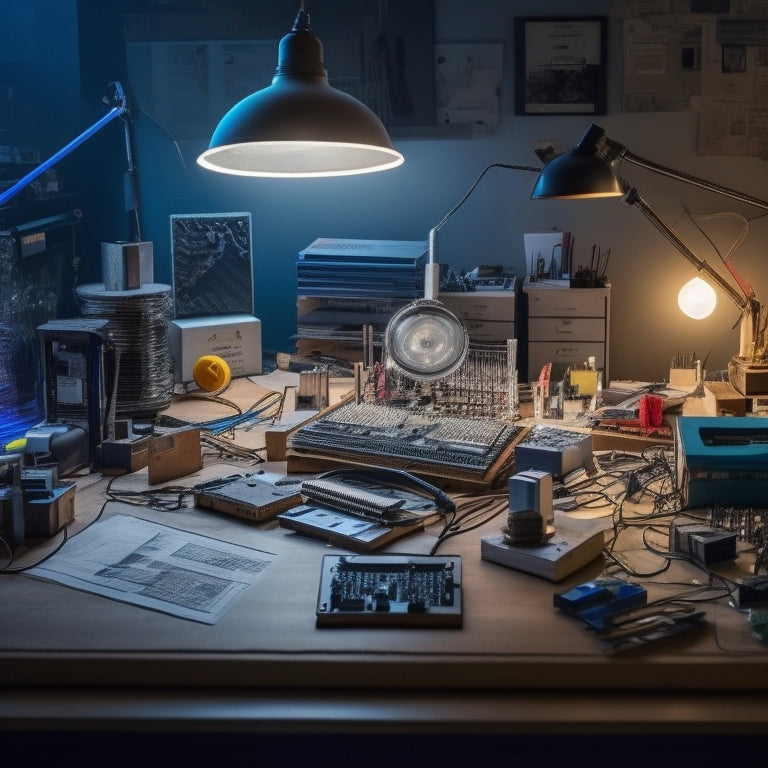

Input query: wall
[7,1,768,383]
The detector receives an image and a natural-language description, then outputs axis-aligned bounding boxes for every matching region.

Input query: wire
[429,491,508,555]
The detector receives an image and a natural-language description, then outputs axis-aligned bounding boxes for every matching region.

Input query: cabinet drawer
[526,289,607,318]
[528,317,605,342]
[462,319,516,342]
[439,291,515,322]
[528,342,605,379]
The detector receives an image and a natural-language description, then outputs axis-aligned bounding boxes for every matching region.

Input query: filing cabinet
[438,288,518,344]
[523,279,610,382]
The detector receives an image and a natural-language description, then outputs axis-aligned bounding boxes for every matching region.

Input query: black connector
[669,519,736,566]
[736,576,768,607]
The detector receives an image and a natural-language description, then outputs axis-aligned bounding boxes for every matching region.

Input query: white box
[169,314,262,383]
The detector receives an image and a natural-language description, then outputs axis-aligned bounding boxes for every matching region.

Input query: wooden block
[703,381,746,416]
[264,424,297,462]
[147,427,201,485]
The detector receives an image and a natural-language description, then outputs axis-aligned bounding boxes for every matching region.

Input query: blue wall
[6,1,768,382]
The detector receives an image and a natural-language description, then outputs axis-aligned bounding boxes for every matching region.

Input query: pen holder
[570,269,607,288]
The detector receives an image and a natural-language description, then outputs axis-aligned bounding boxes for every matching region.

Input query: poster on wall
[170,212,253,319]
[434,42,504,125]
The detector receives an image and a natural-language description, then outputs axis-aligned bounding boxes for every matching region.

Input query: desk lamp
[196,2,404,178]
[386,163,540,382]
[532,123,768,395]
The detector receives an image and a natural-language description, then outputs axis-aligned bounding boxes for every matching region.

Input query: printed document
[27,514,275,624]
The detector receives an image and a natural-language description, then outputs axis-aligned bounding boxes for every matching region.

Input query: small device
[503,469,554,546]
[26,319,117,475]
[554,578,647,630]
[0,453,24,548]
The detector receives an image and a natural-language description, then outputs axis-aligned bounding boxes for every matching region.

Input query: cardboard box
[169,313,262,383]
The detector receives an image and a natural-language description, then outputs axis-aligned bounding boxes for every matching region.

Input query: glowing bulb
[678,277,717,319]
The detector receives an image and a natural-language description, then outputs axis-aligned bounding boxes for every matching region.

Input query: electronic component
[20,467,76,539]
[554,577,647,629]
[669,519,737,567]
[675,416,768,509]
[514,424,592,477]
[194,471,304,522]
[286,400,528,489]
[315,554,462,627]
[504,469,554,546]
[0,453,24,548]
[735,576,768,607]
[301,477,422,526]
[26,318,117,475]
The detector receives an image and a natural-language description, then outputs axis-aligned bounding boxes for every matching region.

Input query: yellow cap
[4,438,26,452]
[193,355,231,391]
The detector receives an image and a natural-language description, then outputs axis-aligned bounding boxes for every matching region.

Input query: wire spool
[193,354,231,392]
[76,283,174,419]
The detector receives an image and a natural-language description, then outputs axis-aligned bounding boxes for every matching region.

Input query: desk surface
[2,371,767,737]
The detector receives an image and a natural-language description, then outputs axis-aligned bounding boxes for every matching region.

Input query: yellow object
[193,355,231,391]
[569,369,599,397]
[4,437,26,452]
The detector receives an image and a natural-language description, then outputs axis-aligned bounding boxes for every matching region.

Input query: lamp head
[531,124,625,199]
[197,7,403,178]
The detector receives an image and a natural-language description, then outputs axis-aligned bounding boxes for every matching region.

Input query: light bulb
[678,277,717,319]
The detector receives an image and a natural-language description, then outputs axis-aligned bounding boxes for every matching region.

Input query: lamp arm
[625,186,749,311]
[623,150,768,212]
[428,163,541,266]
[0,81,129,209]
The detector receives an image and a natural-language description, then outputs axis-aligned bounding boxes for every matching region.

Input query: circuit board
[315,554,462,627]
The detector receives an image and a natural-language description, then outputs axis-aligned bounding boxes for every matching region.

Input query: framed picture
[514,16,607,116]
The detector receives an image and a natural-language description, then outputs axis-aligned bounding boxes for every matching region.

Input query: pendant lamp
[197,3,404,178]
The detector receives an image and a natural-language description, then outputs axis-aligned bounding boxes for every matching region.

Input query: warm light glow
[678,277,717,319]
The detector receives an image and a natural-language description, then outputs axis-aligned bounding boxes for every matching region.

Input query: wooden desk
[2,372,767,757]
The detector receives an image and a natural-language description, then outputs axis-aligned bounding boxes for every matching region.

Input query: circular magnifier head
[384,299,469,381]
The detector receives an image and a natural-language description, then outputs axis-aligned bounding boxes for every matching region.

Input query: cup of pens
[570,244,610,288]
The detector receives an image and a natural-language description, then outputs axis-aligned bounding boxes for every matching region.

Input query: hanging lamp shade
[531,124,624,199]
[197,7,404,178]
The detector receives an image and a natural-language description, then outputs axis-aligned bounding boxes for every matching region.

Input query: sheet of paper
[27,513,276,624]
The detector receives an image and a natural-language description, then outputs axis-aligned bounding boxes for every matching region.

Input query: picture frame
[514,16,607,116]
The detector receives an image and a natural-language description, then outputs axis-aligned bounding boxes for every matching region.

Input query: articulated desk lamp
[385,163,541,382]
[197,2,403,178]
[532,123,768,396]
